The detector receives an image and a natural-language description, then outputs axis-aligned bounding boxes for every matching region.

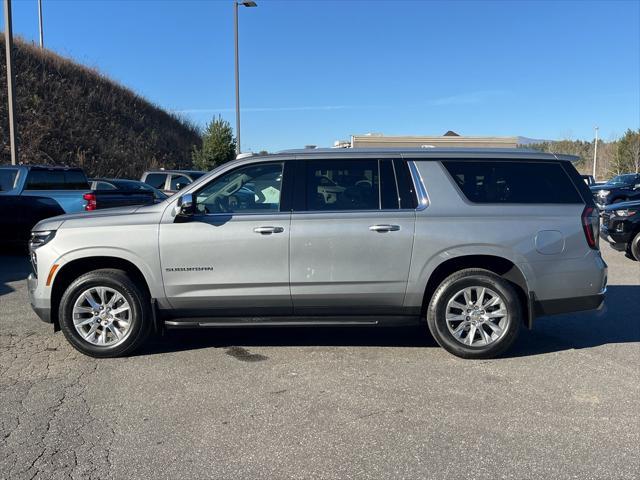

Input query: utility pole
[4,0,18,165]
[592,126,599,180]
[38,0,44,49]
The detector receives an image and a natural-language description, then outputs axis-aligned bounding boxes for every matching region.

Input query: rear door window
[144,173,168,190]
[380,159,399,209]
[305,160,380,211]
[95,181,117,190]
[442,160,583,204]
[170,175,191,191]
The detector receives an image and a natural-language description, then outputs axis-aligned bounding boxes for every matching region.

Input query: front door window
[195,163,283,214]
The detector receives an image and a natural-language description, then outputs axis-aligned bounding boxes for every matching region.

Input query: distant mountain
[0,37,201,177]
[517,136,551,145]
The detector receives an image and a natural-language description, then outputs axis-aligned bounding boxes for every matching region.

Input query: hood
[603,199,640,211]
[32,205,143,232]
[590,184,614,192]
[590,182,633,192]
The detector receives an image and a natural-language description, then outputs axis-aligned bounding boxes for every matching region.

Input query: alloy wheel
[445,286,510,347]
[72,286,132,347]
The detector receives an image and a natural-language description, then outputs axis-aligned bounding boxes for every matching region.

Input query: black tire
[627,232,640,261]
[426,268,522,359]
[59,269,151,358]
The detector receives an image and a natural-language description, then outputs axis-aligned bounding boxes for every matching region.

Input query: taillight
[581,206,599,250]
[83,193,97,211]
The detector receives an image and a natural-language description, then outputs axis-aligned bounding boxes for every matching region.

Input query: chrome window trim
[290,209,416,215]
[407,160,429,210]
[197,211,290,218]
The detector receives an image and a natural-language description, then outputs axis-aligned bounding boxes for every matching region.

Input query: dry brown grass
[0,36,201,178]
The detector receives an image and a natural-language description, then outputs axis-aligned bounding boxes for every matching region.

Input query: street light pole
[234,0,257,155]
[234,1,240,154]
[593,126,599,180]
[38,0,44,49]
[4,0,18,165]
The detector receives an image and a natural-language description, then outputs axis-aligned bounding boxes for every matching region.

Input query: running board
[163,315,419,329]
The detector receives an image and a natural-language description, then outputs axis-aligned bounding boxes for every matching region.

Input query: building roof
[273,147,578,162]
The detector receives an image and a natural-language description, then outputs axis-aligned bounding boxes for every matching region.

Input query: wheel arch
[421,254,532,328]
[50,256,153,330]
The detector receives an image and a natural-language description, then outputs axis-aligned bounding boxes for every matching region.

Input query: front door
[289,158,416,315]
[159,162,292,316]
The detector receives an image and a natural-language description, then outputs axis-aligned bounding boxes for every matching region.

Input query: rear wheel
[427,268,522,359]
[59,269,151,357]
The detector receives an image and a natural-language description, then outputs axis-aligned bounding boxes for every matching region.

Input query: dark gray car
[28,148,607,359]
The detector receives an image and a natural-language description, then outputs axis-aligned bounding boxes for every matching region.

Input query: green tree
[617,128,640,174]
[192,115,236,171]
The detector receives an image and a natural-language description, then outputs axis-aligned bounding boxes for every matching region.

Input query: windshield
[608,174,636,185]
[0,169,19,192]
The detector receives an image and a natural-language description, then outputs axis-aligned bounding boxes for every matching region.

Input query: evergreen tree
[192,116,237,171]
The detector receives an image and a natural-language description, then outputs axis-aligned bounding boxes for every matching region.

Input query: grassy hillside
[0,37,201,178]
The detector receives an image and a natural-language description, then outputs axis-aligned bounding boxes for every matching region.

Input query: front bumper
[28,274,52,323]
[600,222,634,250]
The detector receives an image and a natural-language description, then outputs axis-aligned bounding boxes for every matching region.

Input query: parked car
[28,148,606,359]
[0,165,90,247]
[90,178,168,201]
[85,178,168,210]
[590,173,640,209]
[140,169,205,196]
[599,199,640,260]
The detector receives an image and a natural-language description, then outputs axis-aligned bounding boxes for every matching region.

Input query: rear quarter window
[442,160,583,204]
[25,170,89,190]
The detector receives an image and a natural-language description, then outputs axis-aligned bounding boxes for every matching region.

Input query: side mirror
[177,193,195,217]
[634,184,640,190]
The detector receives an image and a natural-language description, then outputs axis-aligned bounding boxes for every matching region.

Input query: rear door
[289,158,416,316]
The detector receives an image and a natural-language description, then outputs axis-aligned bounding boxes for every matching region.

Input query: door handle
[253,226,284,235]
[369,224,400,233]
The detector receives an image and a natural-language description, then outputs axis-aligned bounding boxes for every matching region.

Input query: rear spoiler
[553,153,581,163]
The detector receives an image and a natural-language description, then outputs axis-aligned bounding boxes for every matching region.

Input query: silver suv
[27,149,607,359]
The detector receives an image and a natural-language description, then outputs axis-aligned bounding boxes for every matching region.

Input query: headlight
[598,190,610,196]
[28,230,56,274]
[614,209,637,217]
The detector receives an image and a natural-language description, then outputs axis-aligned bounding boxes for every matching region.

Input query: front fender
[48,245,164,301]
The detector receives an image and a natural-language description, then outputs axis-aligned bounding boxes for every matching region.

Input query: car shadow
[0,251,31,297]
[137,285,640,358]
[506,284,640,358]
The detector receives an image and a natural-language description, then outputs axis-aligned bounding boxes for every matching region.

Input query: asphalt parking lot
[0,248,638,480]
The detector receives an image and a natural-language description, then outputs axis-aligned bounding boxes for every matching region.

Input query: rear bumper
[27,274,52,324]
[533,291,606,317]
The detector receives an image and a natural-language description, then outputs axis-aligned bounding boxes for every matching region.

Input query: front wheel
[59,269,151,358]
[426,268,522,359]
